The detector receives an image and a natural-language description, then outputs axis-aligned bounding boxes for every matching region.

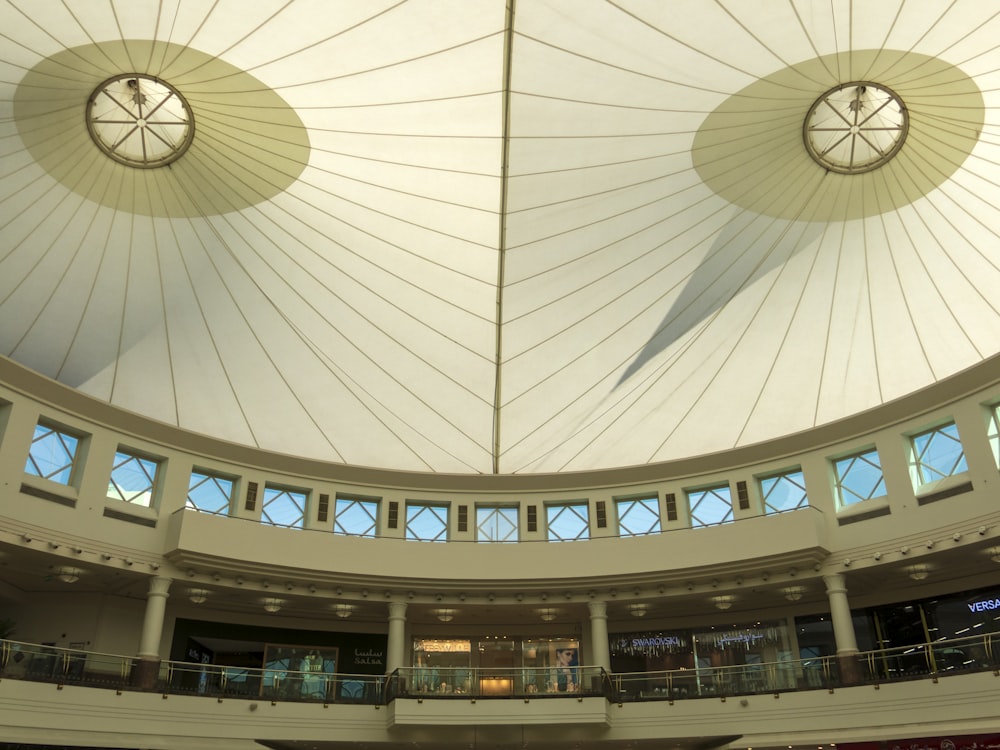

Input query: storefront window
[928,589,1000,639]
[479,638,517,695]
[794,613,877,686]
[261,644,337,700]
[610,631,692,673]
[522,638,581,693]
[411,638,471,693]
[691,621,794,693]
[409,637,582,695]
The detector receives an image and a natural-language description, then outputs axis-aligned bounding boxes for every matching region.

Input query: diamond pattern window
[107,449,160,507]
[187,470,234,515]
[833,448,886,507]
[262,485,307,528]
[477,506,519,542]
[990,403,1000,469]
[688,485,733,527]
[910,422,968,486]
[406,503,448,542]
[760,469,809,514]
[335,496,379,537]
[617,497,660,536]
[25,422,80,485]
[547,503,589,541]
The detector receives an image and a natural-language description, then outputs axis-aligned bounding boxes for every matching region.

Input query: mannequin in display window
[300,650,325,698]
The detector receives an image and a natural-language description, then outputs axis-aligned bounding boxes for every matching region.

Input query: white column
[386,601,408,673]
[588,599,611,671]
[137,576,172,660]
[823,573,858,655]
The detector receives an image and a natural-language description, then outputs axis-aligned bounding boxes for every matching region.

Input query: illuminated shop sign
[967,597,1000,612]
[631,636,683,649]
[414,639,471,653]
[715,632,767,648]
[697,624,784,650]
[612,632,689,656]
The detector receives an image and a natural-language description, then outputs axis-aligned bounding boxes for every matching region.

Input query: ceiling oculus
[692,50,982,221]
[86,74,194,169]
[803,82,908,174]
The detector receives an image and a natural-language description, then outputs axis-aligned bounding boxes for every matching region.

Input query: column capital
[148,576,172,597]
[822,572,847,595]
[587,599,608,618]
[388,600,408,619]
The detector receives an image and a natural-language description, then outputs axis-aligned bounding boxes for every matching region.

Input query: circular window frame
[86,74,194,169]
[803,81,908,175]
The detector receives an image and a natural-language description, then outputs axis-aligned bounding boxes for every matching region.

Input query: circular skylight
[803,82,908,174]
[86,74,193,168]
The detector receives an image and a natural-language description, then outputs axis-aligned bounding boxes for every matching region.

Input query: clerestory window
[687,484,733,527]
[334,496,379,537]
[989,403,1000,469]
[25,421,81,486]
[477,505,519,542]
[616,496,660,536]
[187,470,234,515]
[833,448,885,507]
[406,502,448,542]
[262,485,307,528]
[909,422,968,487]
[547,502,590,541]
[107,449,160,507]
[760,469,808,514]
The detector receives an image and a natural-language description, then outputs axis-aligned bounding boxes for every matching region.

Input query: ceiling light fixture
[263,597,283,613]
[538,608,558,622]
[712,595,735,611]
[990,548,1000,564]
[907,564,930,581]
[783,587,804,602]
[435,608,456,623]
[188,588,209,604]
[627,603,648,617]
[55,566,81,584]
[333,603,355,619]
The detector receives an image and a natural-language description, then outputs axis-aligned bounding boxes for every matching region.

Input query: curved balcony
[1,635,999,749]
[3,632,998,704]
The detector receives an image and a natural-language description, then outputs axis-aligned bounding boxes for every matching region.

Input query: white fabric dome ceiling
[2,0,999,474]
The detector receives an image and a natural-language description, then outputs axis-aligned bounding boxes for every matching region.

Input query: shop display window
[610,631,693,698]
[690,621,795,694]
[522,638,581,693]
[412,638,472,693]
[409,637,583,695]
[261,644,337,700]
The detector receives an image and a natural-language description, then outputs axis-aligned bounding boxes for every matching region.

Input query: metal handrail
[612,631,1000,702]
[0,631,996,706]
[386,665,610,699]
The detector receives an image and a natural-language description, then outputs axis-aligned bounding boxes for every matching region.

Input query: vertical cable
[493,0,516,474]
